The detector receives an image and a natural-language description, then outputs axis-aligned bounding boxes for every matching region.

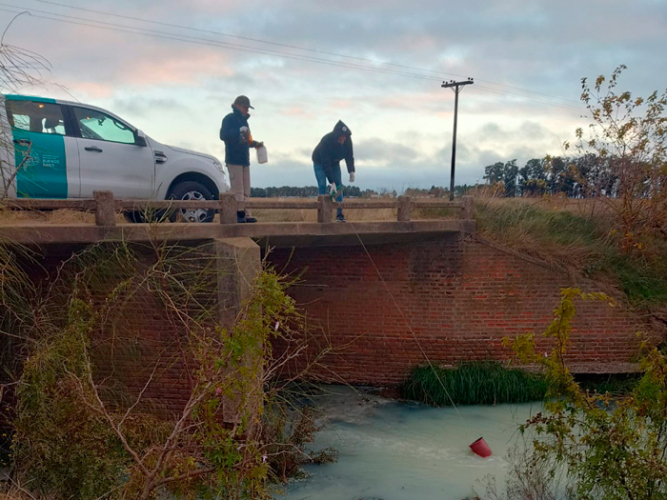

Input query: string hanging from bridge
[348,223,464,420]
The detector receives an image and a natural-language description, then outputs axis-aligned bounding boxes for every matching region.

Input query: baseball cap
[233,95,254,109]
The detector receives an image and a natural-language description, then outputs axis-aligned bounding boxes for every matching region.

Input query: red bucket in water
[469,437,492,457]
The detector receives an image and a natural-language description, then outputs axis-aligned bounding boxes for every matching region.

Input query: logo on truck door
[6,99,68,198]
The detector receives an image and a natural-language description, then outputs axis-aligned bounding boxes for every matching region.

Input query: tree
[484,160,519,197]
[567,65,667,253]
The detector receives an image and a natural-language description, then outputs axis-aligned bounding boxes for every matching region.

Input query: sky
[0,0,665,191]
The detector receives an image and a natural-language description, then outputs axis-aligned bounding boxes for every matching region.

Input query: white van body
[0,94,229,222]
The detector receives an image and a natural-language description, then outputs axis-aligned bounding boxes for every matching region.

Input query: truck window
[5,100,66,135]
[72,107,136,145]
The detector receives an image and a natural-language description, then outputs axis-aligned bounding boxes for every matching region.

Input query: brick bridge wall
[15,239,258,419]
[9,234,658,418]
[267,234,656,386]
[21,243,204,417]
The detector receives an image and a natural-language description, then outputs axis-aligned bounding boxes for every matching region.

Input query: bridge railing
[1,191,473,227]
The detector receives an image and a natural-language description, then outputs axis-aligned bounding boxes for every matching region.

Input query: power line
[0,4,449,82]
[31,0,583,107]
[31,0,476,81]
[475,84,582,112]
[0,3,585,112]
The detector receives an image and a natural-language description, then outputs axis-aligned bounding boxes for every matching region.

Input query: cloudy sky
[0,0,665,191]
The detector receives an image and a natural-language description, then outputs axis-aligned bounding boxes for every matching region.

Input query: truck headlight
[213,159,224,172]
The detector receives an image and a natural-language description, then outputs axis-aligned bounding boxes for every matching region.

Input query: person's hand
[349,172,355,183]
[254,141,264,148]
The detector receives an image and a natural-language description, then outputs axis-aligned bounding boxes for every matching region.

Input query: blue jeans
[314,163,343,213]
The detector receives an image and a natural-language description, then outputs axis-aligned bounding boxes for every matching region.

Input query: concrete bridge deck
[0,219,474,247]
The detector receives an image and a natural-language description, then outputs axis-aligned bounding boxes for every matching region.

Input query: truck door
[4,97,79,198]
[71,105,155,199]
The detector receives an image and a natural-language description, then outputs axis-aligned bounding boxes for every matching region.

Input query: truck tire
[167,180,215,223]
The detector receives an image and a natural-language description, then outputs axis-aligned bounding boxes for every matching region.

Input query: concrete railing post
[317,195,333,223]
[214,237,262,426]
[93,190,116,227]
[462,195,473,220]
[219,192,237,225]
[397,196,411,222]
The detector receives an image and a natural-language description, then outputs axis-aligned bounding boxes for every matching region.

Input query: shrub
[506,288,667,500]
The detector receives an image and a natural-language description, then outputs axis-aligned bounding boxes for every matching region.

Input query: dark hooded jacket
[312,120,355,175]
[220,106,252,166]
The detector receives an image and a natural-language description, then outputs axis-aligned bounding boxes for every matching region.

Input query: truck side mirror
[135,130,148,147]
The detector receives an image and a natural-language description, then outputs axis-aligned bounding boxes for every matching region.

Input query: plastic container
[469,437,492,457]
[256,145,268,164]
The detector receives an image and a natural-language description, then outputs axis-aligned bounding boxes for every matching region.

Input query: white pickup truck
[0,94,229,222]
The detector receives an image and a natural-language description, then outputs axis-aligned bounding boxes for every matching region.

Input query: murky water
[273,385,542,500]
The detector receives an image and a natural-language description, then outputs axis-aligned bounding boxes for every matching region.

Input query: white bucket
[256,145,268,164]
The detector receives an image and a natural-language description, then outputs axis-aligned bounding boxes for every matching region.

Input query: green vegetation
[0,238,324,499]
[475,198,667,305]
[400,362,548,406]
[503,288,667,499]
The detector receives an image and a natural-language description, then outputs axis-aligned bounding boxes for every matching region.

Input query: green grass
[474,199,667,305]
[400,362,548,406]
[475,199,608,249]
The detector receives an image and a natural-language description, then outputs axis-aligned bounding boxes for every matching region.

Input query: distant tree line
[251,185,380,198]
[250,184,482,199]
[483,154,620,198]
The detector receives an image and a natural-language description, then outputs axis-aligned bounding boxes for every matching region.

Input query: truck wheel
[124,210,145,223]
[123,209,169,223]
[167,181,215,223]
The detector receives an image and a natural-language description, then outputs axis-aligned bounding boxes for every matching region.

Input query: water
[273,385,542,500]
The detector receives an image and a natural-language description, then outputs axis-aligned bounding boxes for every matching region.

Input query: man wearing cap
[312,120,356,222]
[220,95,263,223]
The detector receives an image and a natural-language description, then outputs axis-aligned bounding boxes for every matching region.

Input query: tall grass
[475,198,667,305]
[400,362,548,406]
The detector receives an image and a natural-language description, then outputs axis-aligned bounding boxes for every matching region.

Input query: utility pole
[442,77,474,200]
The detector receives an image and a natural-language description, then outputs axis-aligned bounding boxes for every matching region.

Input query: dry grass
[0,207,100,225]
[475,197,615,268]
[0,197,463,225]
[0,489,40,499]
[475,196,667,305]
[0,194,617,228]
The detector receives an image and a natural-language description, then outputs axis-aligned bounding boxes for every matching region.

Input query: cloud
[355,139,425,166]
[111,97,186,118]
[1,0,664,193]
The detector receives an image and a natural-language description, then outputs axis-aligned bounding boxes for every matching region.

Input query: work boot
[335,211,346,223]
[237,211,247,223]
[245,215,258,223]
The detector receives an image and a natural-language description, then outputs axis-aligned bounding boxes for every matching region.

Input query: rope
[331,200,464,419]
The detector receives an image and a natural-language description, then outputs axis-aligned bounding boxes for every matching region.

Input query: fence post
[462,195,473,219]
[93,190,116,227]
[317,195,333,223]
[219,192,237,225]
[397,196,411,222]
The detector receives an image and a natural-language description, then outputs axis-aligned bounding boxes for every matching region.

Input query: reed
[400,361,548,406]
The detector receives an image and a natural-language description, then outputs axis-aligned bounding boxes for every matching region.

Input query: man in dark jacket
[312,120,355,222]
[220,95,263,223]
